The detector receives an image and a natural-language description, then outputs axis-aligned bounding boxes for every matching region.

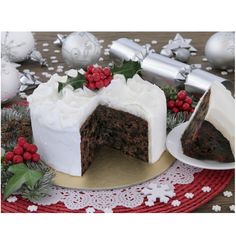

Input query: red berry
[167,100,175,109]
[175,99,183,108]
[177,90,187,100]
[107,76,113,81]
[28,144,38,154]
[87,82,96,90]
[190,108,195,113]
[87,65,94,74]
[99,72,106,80]
[93,67,102,74]
[32,153,40,162]
[5,152,14,162]
[182,103,190,111]
[103,79,110,87]
[86,74,94,82]
[17,137,27,146]
[13,155,23,164]
[13,146,24,155]
[95,80,104,89]
[93,73,100,82]
[172,107,179,113]
[23,152,32,161]
[185,96,192,105]
[103,67,111,76]
[23,142,31,150]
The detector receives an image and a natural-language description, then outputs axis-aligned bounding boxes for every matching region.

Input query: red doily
[1,169,234,213]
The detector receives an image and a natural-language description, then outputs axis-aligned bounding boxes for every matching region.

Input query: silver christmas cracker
[110,38,234,95]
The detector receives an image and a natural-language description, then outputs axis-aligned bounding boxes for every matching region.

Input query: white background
[0,0,235,235]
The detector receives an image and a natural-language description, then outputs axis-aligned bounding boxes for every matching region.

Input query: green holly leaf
[58,73,86,92]
[111,60,141,79]
[3,163,42,200]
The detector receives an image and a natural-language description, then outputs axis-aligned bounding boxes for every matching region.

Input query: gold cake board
[53,147,176,190]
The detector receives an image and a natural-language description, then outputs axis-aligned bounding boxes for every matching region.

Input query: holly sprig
[57,60,142,92]
[1,106,55,202]
[111,60,141,79]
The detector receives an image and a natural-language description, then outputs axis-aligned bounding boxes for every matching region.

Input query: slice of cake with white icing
[28,69,167,176]
[181,82,235,163]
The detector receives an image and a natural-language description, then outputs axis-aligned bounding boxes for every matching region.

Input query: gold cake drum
[53,147,175,190]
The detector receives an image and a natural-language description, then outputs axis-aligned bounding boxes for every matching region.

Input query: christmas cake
[28,70,166,176]
[181,82,235,163]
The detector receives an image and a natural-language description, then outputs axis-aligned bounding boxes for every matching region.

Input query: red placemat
[1,169,234,213]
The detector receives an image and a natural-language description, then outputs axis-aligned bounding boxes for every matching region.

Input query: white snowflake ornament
[7,196,18,203]
[223,191,233,197]
[202,186,211,193]
[229,205,235,212]
[171,200,181,207]
[184,192,194,199]
[212,205,221,212]
[27,205,38,212]
[141,183,176,203]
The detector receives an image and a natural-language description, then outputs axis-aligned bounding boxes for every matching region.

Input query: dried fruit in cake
[181,82,235,163]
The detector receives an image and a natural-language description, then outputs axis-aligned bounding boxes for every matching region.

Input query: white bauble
[1,32,35,62]
[1,61,20,103]
[62,32,101,68]
[205,32,235,69]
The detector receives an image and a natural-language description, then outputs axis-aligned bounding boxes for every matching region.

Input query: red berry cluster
[85,65,113,90]
[5,137,40,164]
[167,90,195,113]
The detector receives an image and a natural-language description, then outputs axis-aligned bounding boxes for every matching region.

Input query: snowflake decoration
[229,205,235,212]
[171,200,181,207]
[86,207,95,213]
[27,205,38,212]
[141,183,176,203]
[184,192,194,199]
[212,205,221,212]
[223,191,233,198]
[145,200,155,207]
[7,196,18,203]
[103,208,113,213]
[202,186,211,193]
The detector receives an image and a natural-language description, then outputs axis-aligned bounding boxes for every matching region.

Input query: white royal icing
[188,82,235,157]
[28,70,167,176]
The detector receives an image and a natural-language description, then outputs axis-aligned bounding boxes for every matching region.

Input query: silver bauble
[62,32,101,68]
[205,32,235,69]
[1,60,20,103]
[174,48,191,62]
[1,32,35,62]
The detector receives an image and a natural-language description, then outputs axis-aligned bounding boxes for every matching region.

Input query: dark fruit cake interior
[80,105,148,174]
[181,90,234,163]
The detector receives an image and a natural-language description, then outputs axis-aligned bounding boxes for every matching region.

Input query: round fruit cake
[27,69,167,176]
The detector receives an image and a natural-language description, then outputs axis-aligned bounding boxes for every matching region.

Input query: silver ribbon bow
[29,50,48,67]
[19,72,41,92]
[176,64,202,81]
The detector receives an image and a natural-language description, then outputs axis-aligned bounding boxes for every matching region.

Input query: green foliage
[4,163,42,200]
[111,60,141,79]
[58,73,86,92]
[161,85,178,100]
[166,110,190,133]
